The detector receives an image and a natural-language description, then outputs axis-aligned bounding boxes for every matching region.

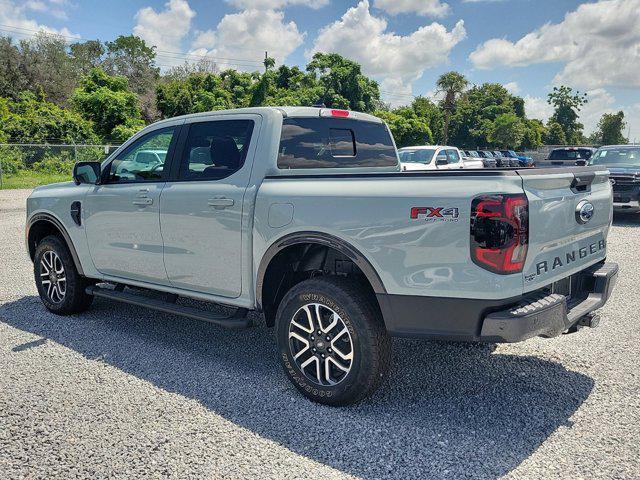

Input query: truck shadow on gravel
[1,296,594,480]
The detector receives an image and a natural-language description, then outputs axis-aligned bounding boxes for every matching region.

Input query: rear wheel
[275,276,391,406]
[34,235,93,315]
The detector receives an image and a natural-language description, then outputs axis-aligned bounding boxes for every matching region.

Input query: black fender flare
[256,231,386,310]
[26,213,85,276]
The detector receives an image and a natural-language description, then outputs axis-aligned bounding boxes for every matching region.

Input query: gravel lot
[1,188,639,479]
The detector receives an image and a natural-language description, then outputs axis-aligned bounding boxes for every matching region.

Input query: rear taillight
[470,194,529,274]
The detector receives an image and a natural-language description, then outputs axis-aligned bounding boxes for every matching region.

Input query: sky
[1,0,639,141]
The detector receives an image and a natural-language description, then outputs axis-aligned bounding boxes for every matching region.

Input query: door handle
[208,197,234,209]
[132,197,153,206]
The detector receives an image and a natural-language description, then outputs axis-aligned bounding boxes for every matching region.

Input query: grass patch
[0,171,71,190]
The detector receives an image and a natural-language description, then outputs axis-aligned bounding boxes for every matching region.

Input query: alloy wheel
[40,250,66,303]
[288,303,354,386]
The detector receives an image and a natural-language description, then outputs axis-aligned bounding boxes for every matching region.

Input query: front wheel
[34,235,93,315]
[275,276,391,406]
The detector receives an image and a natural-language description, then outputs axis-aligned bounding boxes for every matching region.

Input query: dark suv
[542,147,596,167]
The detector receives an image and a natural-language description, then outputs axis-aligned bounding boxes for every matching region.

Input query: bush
[0,147,26,175]
[31,151,75,175]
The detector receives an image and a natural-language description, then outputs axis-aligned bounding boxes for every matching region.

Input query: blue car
[500,150,534,167]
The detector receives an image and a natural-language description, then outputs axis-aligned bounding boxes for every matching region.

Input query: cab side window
[446,149,460,164]
[436,151,448,165]
[106,127,176,183]
[179,120,255,181]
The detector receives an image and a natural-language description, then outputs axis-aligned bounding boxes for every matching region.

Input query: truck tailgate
[519,167,612,293]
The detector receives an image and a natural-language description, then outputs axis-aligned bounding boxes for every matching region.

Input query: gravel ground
[1,188,639,479]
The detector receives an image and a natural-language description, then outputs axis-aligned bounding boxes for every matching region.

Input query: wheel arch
[256,231,386,327]
[26,213,85,276]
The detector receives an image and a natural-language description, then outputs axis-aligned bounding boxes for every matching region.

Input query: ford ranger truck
[26,107,618,406]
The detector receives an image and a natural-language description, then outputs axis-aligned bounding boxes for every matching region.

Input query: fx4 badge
[410,207,460,222]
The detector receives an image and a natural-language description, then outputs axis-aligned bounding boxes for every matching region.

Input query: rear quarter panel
[254,173,527,300]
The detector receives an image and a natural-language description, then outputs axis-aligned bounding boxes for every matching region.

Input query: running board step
[86,285,251,329]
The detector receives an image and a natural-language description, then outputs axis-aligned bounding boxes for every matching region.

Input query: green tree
[411,96,444,144]
[548,86,587,144]
[0,36,29,102]
[521,119,546,150]
[376,109,433,148]
[263,56,276,71]
[488,113,525,148]
[592,111,628,145]
[1,92,97,144]
[545,120,567,145]
[0,33,80,106]
[72,68,143,141]
[70,40,105,75]
[307,53,381,112]
[436,71,468,145]
[449,83,522,148]
[103,35,160,121]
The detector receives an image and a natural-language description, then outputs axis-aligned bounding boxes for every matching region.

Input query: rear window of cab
[277,117,397,169]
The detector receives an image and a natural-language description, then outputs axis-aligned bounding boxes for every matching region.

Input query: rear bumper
[378,261,618,343]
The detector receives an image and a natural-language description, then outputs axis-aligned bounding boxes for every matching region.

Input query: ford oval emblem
[576,200,595,224]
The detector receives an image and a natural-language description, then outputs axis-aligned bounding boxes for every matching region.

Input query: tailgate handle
[570,173,595,193]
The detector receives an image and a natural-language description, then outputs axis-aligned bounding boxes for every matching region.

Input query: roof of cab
[149,106,383,128]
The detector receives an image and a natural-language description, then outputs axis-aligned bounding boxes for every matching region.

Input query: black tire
[275,276,391,406]
[34,235,93,315]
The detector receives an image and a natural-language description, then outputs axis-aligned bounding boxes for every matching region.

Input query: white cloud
[23,0,69,19]
[309,1,466,101]
[579,88,616,135]
[628,104,640,143]
[469,0,640,90]
[226,0,328,9]
[504,81,519,94]
[189,9,304,70]
[373,0,450,18]
[134,0,196,52]
[523,95,553,122]
[0,0,76,37]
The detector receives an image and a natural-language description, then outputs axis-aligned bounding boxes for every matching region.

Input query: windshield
[399,149,436,164]
[590,147,640,166]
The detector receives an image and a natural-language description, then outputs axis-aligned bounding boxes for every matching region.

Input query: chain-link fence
[0,143,121,189]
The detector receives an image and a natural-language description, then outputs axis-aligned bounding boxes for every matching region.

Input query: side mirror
[436,158,448,166]
[73,161,101,185]
[575,159,587,166]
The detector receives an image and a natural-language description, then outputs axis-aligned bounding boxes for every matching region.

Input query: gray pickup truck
[26,107,618,405]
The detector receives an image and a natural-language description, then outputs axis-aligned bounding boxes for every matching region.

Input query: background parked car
[399,146,465,171]
[460,151,484,169]
[500,150,534,167]
[492,151,520,167]
[464,150,495,168]
[479,150,510,167]
[589,145,640,213]
[539,147,597,167]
